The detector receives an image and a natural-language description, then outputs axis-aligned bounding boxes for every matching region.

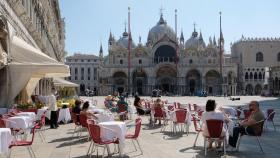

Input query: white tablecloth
[57,108,71,123]
[0,128,12,154]
[5,116,33,129]
[95,114,114,123]
[99,121,126,156]
[37,108,51,120]
[17,112,36,121]
[220,106,237,117]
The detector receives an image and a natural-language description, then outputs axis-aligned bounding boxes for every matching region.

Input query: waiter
[49,88,59,129]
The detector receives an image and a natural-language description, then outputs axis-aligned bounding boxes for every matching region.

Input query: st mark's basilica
[97,13,237,96]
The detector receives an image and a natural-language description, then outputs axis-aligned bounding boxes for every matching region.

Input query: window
[250,72,253,79]
[69,68,72,74]
[189,59,193,64]
[245,72,248,80]
[256,52,263,62]
[88,59,90,62]
[254,72,258,80]
[139,59,142,64]
[81,59,84,62]
[88,68,91,74]
[75,76,77,80]
[88,76,90,80]
[94,59,97,62]
[259,72,262,80]
[75,68,78,74]
[81,68,84,80]
[278,52,280,61]
[120,59,123,64]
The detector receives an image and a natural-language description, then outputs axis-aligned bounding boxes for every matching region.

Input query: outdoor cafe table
[57,108,71,123]
[0,128,12,156]
[99,121,126,157]
[95,113,114,122]
[5,116,34,129]
[17,112,36,121]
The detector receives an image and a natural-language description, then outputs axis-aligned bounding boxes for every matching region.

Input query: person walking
[49,88,59,129]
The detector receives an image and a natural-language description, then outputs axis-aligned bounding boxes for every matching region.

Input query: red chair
[9,124,38,158]
[153,106,166,127]
[243,109,251,120]
[125,118,143,154]
[266,109,276,131]
[79,113,90,138]
[34,112,46,142]
[173,109,189,134]
[71,113,81,137]
[87,122,119,158]
[236,120,265,153]
[192,114,203,147]
[0,118,6,127]
[204,120,226,156]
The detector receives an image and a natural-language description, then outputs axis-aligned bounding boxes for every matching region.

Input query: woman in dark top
[72,99,82,122]
[134,96,150,115]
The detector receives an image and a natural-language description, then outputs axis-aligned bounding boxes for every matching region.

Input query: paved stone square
[7,96,280,158]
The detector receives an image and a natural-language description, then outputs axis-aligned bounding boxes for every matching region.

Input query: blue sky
[59,0,280,56]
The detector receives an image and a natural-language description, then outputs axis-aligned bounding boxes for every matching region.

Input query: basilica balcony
[153,57,177,64]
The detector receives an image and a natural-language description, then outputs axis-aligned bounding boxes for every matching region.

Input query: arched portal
[186,69,201,95]
[156,66,177,95]
[154,45,176,63]
[132,69,147,95]
[112,71,127,94]
[255,84,262,95]
[205,70,220,95]
[245,84,253,95]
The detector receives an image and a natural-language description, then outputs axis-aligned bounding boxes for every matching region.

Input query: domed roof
[117,30,136,48]
[185,29,206,49]
[147,14,176,44]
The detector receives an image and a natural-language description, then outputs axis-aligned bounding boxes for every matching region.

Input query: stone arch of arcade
[112,71,127,94]
[132,68,148,95]
[205,70,220,95]
[185,69,201,95]
[155,65,177,95]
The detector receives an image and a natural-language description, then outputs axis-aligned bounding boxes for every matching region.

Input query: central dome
[147,14,176,44]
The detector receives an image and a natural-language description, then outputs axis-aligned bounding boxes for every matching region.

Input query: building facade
[66,53,100,95]
[231,37,280,95]
[0,0,68,106]
[98,14,238,96]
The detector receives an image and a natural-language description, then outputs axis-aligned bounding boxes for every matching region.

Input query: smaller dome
[185,30,206,49]
[117,31,136,48]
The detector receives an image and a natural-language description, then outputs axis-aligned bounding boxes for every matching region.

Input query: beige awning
[53,78,79,87]
[0,36,70,106]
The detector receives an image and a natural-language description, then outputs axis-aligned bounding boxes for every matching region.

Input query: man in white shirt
[49,88,58,129]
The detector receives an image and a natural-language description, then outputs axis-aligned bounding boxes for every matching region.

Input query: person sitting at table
[228,101,265,148]
[72,99,82,122]
[116,96,128,111]
[134,95,151,115]
[80,101,97,119]
[153,98,164,125]
[201,99,229,149]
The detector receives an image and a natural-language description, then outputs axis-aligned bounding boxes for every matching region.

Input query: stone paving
[6,96,280,158]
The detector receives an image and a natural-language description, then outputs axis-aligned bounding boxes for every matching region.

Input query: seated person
[134,95,151,115]
[229,101,265,148]
[72,99,82,122]
[201,99,229,149]
[116,96,128,112]
[80,101,97,119]
[153,98,164,125]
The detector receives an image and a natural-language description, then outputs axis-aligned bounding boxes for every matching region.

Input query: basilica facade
[98,14,237,96]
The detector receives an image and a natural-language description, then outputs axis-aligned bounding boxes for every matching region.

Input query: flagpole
[175,9,179,95]
[127,7,131,96]
[219,11,223,96]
